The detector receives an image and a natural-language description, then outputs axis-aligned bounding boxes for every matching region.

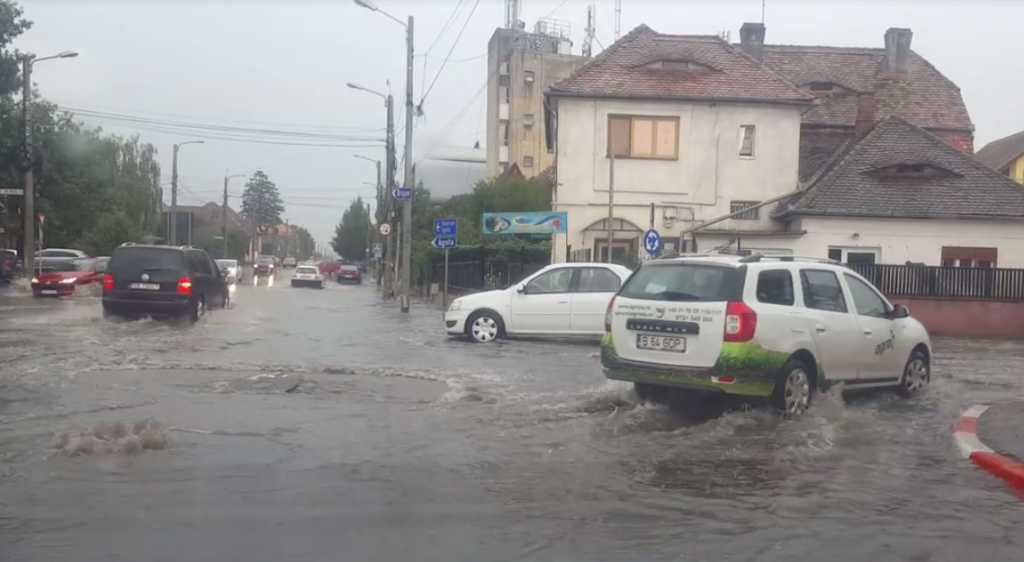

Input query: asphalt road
[2,272,1024,561]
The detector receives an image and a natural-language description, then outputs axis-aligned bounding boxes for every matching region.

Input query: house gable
[975,129,1024,177]
[776,117,1024,221]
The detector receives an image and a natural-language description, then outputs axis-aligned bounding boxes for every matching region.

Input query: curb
[954,404,1024,495]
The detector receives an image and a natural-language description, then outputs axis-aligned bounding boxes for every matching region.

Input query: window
[577,267,622,293]
[941,246,997,268]
[843,274,889,318]
[524,70,535,83]
[808,82,834,92]
[739,125,755,158]
[525,268,572,294]
[523,114,535,127]
[94,258,108,274]
[827,249,842,262]
[607,115,679,160]
[730,200,760,220]
[800,270,848,313]
[827,248,878,265]
[756,270,795,306]
[645,60,713,71]
[618,263,745,302]
[846,252,876,265]
[523,156,534,168]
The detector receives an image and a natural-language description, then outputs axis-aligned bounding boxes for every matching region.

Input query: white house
[545,25,815,263]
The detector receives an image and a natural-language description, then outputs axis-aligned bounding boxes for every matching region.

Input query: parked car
[102,244,230,323]
[216,259,240,284]
[31,257,109,297]
[336,264,362,284]
[444,262,634,343]
[1,249,21,281]
[601,254,932,415]
[291,265,325,289]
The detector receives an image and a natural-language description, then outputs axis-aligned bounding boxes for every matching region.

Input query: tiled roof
[759,45,972,131]
[975,130,1024,172]
[777,117,1024,220]
[549,25,814,105]
[799,131,855,183]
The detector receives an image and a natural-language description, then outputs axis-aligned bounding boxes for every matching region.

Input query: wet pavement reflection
[2,275,1024,561]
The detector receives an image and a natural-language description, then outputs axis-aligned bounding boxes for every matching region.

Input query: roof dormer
[642,59,715,71]
[864,163,961,180]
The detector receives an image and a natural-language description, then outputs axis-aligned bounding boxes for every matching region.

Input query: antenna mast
[583,3,595,58]
[505,0,522,29]
[614,0,622,40]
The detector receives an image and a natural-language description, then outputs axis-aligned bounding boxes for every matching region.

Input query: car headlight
[30,277,38,283]
[448,299,462,311]
[60,277,77,284]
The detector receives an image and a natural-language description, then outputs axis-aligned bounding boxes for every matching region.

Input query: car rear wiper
[142,266,176,271]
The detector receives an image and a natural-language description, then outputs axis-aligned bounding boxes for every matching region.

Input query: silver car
[216,259,240,284]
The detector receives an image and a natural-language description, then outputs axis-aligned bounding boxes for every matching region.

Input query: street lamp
[21,50,78,277]
[354,154,383,219]
[222,172,246,258]
[168,140,204,246]
[354,0,415,313]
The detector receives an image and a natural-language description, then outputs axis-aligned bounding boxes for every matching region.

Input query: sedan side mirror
[891,304,910,319]
[516,284,527,294]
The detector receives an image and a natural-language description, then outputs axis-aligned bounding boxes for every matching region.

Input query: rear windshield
[257,257,275,265]
[618,263,745,302]
[296,267,318,274]
[216,260,237,267]
[341,265,359,272]
[108,247,185,274]
[40,258,80,272]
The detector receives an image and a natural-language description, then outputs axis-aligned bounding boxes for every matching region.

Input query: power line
[424,0,468,56]
[74,117,384,148]
[419,0,481,106]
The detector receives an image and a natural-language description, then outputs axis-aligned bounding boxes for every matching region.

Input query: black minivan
[102,244,230,322]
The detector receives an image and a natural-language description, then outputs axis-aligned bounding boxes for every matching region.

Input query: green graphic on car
[601,334,816,397]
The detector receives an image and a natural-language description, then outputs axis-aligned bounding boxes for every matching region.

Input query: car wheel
[772,358,813,416]
[318,282,324,289]
[189,296,206,324]
[896,350,930,398]
[290,281,297,288]
[634,383,671,405]
[465,310,503,343]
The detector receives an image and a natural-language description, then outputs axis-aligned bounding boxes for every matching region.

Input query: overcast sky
[17,0,1023,245]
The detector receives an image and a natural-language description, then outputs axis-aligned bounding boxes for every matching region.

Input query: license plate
[636,334,686,353]
[41,289,57,295]
[129,283,161,290]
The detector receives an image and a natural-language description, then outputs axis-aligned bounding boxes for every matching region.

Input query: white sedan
[444,262,634,343]
[290,265,325,289]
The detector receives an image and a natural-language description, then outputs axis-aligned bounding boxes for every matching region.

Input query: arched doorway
[582,217,644,264]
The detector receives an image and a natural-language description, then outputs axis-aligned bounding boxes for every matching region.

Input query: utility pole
[399,15,415,313]
[169,140,203,246]
[606,152,615,263]
[384,93,396,298]
[21,56,34,276]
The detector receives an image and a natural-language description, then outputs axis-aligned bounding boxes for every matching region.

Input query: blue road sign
[392,186,412,201]
[432,237,457,250]
[365,248,371,258]
[643,229,661,256]
[434,217,458,237]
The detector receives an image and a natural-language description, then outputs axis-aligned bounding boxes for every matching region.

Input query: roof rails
[119,241,138,247]
[738,254,841,265]
[655,252,741,260]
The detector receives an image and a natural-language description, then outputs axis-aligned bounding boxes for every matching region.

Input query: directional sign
[0,188,23,196]
[643,228,660,256]
[378,222,392,236]
[434,217,458,237]
[392,186,412,201]
[432,237,457,250]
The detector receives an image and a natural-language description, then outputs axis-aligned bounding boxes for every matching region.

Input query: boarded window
[739,125,755,158]
[607,115,678,159]
[941,247,997,268]
[730,200,759,220]
[523,156,534,168]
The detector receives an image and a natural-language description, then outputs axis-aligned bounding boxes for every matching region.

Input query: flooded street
[3,275,1024,561]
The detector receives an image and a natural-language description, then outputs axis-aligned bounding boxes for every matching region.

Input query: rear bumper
[600,335,777,397]
[291,279,322,287]
[336,276,361,282]
[103,296,190,316]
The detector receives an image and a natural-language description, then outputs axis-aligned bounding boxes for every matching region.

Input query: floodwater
[2,272,1024,561]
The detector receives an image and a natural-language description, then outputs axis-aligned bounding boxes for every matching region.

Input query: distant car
[318,260,341,276]
[216,259,240,284]
[31,257,109,297]
[291,265,324,289]
[35,248,90,259]
[1,249,21,279]
[254,255,277,278]
[336,265,362,284]
[283,257,297,268]
[444,262,634,343]
[102,244,230,323]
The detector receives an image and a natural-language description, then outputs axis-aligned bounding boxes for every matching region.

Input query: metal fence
[847,264,1024,301]
[427,247,551,292]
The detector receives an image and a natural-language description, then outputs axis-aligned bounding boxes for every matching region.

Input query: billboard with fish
[482,212,568,235]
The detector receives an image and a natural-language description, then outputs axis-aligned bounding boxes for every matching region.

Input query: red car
[317,260,342,275]
[32,257,110,297]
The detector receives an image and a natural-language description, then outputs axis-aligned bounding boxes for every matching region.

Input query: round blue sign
[643,229,661,256]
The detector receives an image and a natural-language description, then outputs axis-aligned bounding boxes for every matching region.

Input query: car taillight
[103,274,114,290]
[177,277,193,294]
[604,296,616,332]
[724,301,757,342]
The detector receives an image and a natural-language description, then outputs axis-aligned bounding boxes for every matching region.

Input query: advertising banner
[482,212,567,235]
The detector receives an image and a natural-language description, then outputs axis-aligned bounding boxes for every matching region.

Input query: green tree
[0,0,32,96]
[292,225,315,260]
[240,170,285,231]
[330,196,370,261]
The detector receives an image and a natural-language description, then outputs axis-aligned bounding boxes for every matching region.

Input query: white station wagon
[445,262,634,343]
[602,254,932,414]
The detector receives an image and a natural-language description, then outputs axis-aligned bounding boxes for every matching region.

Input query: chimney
[739,22,766,63]
[883,28,913,74]
[855,92,876,136]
